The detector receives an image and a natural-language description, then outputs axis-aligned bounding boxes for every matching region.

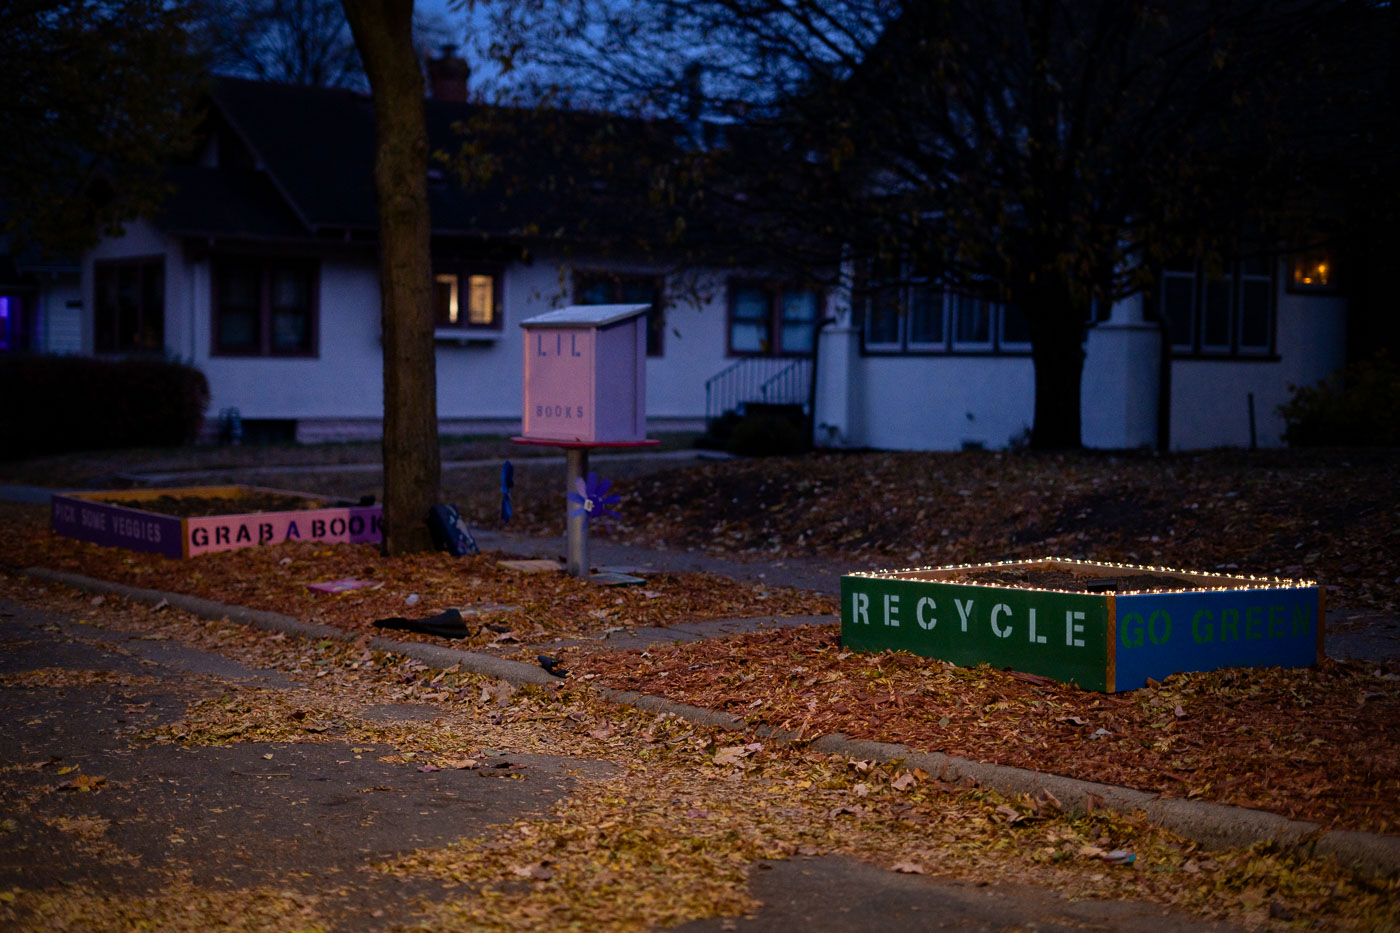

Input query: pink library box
[520,304,649,444]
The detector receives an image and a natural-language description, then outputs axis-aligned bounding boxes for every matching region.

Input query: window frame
[432,260,504,332]
[211,255,320,358]
[94,255,166,354]
[725,279,824,358]
[573,270,666,357]
[859,267,1026,357]
[1154,258,1278,360]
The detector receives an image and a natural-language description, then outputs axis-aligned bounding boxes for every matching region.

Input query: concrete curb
[22,566,1400,878]
[24,567,557,686]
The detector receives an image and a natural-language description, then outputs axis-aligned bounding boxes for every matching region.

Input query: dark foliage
[0,356,209,458]
[1280,353,1400,447]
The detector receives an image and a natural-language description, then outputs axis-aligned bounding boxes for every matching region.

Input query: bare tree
[341,0,440,554]
[194,0,458,90]
[478,0,1384,448]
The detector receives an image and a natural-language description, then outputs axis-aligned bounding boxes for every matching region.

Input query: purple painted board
[51,494,183,558]
[50,487,384,559]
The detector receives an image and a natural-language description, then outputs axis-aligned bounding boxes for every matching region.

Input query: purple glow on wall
[0,297,10,351]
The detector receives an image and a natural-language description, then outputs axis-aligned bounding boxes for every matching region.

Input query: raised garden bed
[51,485,381,559]
[841,557,1323,692]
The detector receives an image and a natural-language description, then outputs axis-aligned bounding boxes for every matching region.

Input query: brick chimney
[427,45,470,102]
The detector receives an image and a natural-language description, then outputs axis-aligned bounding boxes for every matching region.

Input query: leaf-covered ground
[3,578,1397,932]
[12,445,1393,614]
[0,503,833,653]
[565,625,1400,835]
[584,448,1399,614]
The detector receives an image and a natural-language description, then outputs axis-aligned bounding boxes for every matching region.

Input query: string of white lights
[844,556,1317,596]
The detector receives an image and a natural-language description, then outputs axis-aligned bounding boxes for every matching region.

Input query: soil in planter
[942,567,1208,593]
[110,492,331,519]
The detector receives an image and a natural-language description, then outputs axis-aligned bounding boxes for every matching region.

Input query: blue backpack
[427,504,479,556]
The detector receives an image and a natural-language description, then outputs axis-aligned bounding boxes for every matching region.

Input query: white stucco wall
[1169,285,1346,450]
[847,355,1037,450]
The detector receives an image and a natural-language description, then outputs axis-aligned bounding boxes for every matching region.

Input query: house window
[906,285,945,348]
[434,263,501,329]
[1156,257,1275,357]
[952,294,993,350]
[213,257,317,356]
[861,271,1025,355]
[727,281,822,356]
[574,271,664,356]
[95,257,164,353]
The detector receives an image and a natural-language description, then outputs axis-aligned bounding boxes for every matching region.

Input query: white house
[814,249,1347,450]
[69,72,1350,451]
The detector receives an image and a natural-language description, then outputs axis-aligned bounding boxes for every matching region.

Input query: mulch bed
[102,492,332,518]
[565,624,1400,835]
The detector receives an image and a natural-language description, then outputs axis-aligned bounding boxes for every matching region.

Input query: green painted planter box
[841,558,1323,692]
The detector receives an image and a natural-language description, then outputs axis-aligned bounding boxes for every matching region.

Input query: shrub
[1278,352,1400,447]
[0,355,210,459]
[726,407,810,457]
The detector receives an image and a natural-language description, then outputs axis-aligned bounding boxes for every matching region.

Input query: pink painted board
[186,506,382,557]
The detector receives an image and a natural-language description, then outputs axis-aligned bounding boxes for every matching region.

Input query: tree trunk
[1025,280,1088,450]
[341,0,439,554]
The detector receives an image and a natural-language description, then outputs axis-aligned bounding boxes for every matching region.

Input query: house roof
[172,77,686,248]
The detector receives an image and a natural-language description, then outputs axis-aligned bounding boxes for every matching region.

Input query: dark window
[433,263,502,329]
[907,285,945,346]
[1001,304,1032,346]
[952,294,992,347]
[860,259,1025,355]
[865,286,902,347]
[574,271,664,356]
[213,257,317,356]
[1161,271,1195,350]
[730,285,771,352]
[95,258,164,353]
[1155,257,1276,357]
[727,281,822,357]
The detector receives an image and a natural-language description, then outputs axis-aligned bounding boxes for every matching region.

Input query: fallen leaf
[890,862,925,874]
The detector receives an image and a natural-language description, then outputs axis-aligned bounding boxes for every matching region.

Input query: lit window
[467,274,494,324]
[434,273,459,324]
[1289,246,1337,293]
[433,264,501,329]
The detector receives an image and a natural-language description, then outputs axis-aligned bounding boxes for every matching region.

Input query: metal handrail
[704,356,813,425]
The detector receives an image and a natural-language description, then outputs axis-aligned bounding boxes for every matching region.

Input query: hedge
[0,355,210,459]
